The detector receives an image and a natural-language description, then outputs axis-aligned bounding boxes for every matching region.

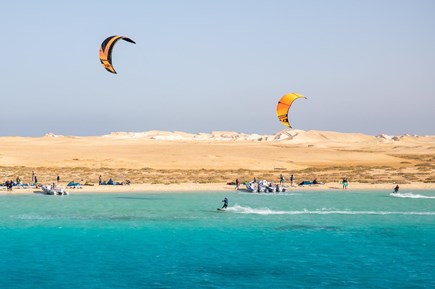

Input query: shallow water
[1,190,434,288]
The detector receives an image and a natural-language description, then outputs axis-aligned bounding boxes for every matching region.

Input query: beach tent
[298,181,313,186]
[67,181,81,188]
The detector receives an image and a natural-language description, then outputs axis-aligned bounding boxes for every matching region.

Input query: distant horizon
[2,128,433,138]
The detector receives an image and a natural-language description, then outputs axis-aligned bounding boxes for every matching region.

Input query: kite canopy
[276,93,306,128]
[99,35,136,74]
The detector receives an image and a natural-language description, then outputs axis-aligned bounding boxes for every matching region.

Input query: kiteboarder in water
[393,185,399,194]
[221,197,228,209]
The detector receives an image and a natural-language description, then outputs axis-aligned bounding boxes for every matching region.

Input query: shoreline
[1,182,434,195]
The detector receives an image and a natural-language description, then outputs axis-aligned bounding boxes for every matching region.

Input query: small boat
[244,180,286,193]
[40,184,69,195]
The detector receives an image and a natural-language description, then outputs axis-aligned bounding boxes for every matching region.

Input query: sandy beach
[0,129,433,193]
[1,182,435,195]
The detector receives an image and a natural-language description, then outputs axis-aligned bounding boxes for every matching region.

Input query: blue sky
[1,0,434,136]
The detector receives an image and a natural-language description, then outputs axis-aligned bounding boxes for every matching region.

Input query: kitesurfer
[221,197,228,209]
[393,185,399,194]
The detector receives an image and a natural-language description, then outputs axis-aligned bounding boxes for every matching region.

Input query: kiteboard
[217,208,226,211]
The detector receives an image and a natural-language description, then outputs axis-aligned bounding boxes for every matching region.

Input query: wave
[390,193,435,199]
[12,214,54,220]
[225,205,435,215]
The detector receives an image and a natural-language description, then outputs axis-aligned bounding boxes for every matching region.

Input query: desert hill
[0,129,433,185]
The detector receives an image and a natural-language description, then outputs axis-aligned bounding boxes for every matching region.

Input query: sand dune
[96,129,435,144]
[45,129,434,144]
[0,129,433,187]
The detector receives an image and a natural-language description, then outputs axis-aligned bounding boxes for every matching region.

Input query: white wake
[225,205,435,215]
[390,192,435,199]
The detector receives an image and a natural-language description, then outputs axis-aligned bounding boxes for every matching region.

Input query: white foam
[390,193,435,199]
[226,205,435,215]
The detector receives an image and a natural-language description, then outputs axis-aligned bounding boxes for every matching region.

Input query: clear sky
[1,0,434,136]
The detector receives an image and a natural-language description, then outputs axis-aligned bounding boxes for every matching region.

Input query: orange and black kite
[99,35,136,74]
[276,93,306,128]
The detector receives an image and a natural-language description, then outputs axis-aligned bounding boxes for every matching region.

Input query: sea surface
[0,190,434,288]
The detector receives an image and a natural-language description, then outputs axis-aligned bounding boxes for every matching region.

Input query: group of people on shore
[234,174,297,190]
[3,180,14,191]
[1,172,132,191]
[234,174,331,190]
[2,176,30,191]
[278,174,296,187]
[232,174,405,194]
[2,171,60,191]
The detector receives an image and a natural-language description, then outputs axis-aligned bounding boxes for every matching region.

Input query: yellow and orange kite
[276,93,306,128]
[99,35,136,74]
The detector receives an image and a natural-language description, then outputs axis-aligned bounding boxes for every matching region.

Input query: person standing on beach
[6,180,12,191]
[235,178,240,190]
[279,174,284,186]
[342,177,348,189]
[57,175,60,183]
[31,170,35,183]
[290,174,294,186]
[34,175,38,184]
[99,175,102,185]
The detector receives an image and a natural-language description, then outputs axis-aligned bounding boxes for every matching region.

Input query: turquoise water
[0,190,434,288]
